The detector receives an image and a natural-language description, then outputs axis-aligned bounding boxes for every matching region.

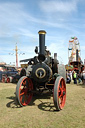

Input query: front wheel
[16,76,33,106]
[53,76,66,111]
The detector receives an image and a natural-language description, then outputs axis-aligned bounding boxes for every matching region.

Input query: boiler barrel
[38,30,46,61]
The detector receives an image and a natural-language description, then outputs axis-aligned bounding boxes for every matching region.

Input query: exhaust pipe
[38,30,46,62]
[76,49,78,61]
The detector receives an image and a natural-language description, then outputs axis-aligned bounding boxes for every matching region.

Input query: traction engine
[16,30,66,111]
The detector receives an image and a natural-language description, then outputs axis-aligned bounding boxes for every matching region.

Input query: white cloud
[0,1,81,41]
[47,42,68,64]
[39,0,77,13]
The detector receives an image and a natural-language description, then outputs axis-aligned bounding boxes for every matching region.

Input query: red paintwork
[19,77,33,106]
[7,77,10,83]
[58,78,66,109]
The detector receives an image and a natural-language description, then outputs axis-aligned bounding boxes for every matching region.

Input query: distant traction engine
[16,30,66,111]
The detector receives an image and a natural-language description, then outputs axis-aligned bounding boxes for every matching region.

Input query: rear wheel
[16,76,33,106]
[53,76,66,111]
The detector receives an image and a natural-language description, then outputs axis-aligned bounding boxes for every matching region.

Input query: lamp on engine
[16,30,66,111]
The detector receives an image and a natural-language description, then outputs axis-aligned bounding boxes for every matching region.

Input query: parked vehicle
[0,65,19,83]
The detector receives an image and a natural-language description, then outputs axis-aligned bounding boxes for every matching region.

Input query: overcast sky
[0,0,85,66]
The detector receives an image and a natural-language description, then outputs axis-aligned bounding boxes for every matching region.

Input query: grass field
[0,82,85,128]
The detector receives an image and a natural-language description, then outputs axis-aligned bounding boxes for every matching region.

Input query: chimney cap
[38,30,46,35]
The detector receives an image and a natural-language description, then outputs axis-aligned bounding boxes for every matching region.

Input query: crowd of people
[66,70,85,85]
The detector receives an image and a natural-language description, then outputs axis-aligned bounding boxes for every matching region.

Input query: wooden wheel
[53,76,66,111]
[16,76,33,106]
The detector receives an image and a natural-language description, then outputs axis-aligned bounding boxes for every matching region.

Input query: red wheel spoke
[60,96,63,100]
[59,86,63,91]
[22,80,26,86]
[58,94,62,98]
[20,92,25,96]
[61,80,64,88]
[60,97,63,104]
[58,90,63,98]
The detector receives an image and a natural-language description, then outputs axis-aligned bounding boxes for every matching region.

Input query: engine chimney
[38,30,46,62]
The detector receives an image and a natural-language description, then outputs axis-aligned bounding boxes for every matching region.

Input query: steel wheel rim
[19,77,33,106]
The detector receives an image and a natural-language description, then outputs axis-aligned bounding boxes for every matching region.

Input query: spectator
[69,71,72,82]
[66,70,71,84]
[66,75,71,84]
[73,71,77,84]
[82,70,85,85]
[77,72,81,83]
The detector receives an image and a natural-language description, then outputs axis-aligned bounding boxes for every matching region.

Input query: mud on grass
[0,82,85,128]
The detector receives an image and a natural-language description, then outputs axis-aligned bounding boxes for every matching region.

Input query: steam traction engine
[16,30,66,111]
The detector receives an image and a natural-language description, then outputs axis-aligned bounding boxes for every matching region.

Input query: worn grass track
[0,82,85,128]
